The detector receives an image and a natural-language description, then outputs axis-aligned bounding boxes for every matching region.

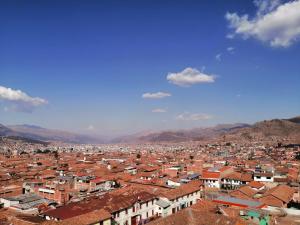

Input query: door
[131,215,138,225]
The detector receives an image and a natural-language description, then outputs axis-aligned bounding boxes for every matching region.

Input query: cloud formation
[176,112,213,121]
[225,0,300,47]
[227,46,235,53]
[215,53,222,61]
[152,108,167,113]
[167,67,215,87]
[0,85,47,112]
[142,92,171,99]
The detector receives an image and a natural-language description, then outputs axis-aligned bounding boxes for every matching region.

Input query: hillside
[0,124,103,144]
[286,116,300,124]
[224,118,300,142]
[112,116,300,143]
[112,123,250,143]
[2,116,299,144]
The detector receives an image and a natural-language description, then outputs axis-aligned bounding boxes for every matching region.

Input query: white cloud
[142,92,171,99]
[167,67,216,87]
[175,112,213,121]
[0,85,47,112]
[215,53,222,61]
[225,0,300,47]
[227,46,235,53]
[226,33,235,39]
[87,125,95,130]
[152,108,167,113]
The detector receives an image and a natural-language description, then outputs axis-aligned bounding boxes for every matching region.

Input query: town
[1,0,300,224]
[0,137,300,225]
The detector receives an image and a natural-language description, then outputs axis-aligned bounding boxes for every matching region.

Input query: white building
[157,181,202,216]
[254,173,274,182]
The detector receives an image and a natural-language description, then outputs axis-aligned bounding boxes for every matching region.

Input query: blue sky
[0,0,300,136]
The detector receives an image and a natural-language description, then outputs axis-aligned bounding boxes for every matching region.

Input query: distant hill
[112,116,300,143]
[112,123,250,143]
[223,117,300,142]
[0,124,103,144]
[2,115,300,144]
[286,116,300,124]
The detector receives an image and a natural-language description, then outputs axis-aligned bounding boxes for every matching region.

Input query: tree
[53,151,59,160]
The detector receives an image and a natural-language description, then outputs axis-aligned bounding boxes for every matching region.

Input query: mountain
[112,123,250,143]
[2,124,103,144]
[112,116,300,143]
[2,115,299,144]
[224,118,300,142]
[286,116,300,124]
[110,130,155,143]
[0,123,16,136]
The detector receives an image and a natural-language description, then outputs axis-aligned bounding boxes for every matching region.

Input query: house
[166,178,181,187]
[43,190,158,225]
[254,172,274,182]
[220,172,252,190]
[247,181,265,191]
[155,199,171,217]
[43,208,112,225]
[147,205,245,225]
[89,177,116,192]
[158,181,202,216]
[33,184,70,204]
[0,193,53,214]
[201,166,233,189]
[201,171,220,188]
[230,186,257,200]
[258,184,295,208]
[74,176,94,191]
[124,166,137,175]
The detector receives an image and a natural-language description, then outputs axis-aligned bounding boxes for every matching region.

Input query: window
[266,177,271,179]
[152,210,154,215]
[146,212,149,218]
[146,202,148,207]
[125,209,128,214]
[133,206,135,212]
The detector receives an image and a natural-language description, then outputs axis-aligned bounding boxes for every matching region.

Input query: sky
[0,0,300,137]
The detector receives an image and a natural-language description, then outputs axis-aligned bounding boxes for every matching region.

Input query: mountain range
[0,124,102,144]
[0,116,299,144]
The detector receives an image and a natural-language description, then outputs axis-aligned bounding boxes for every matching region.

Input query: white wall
[113,199,157,225]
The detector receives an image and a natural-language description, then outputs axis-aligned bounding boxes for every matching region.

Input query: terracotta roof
[259,184,295,207]
[247,181,264,189]
[147,207,245,225]
[44,190,157,220]
[161,181,201,200]
[223,172,252,182]
[42,209,111,225]
[230,186,257,200]
[201,171,219,179]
